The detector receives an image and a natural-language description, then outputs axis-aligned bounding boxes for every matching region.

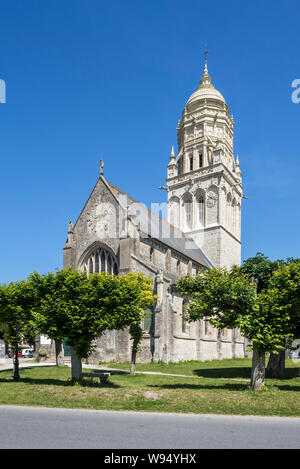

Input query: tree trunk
[266,349,285,379]
[130,348,137,376]
[55,340,64,367]
[71,347,82,380]
[129,323,143,376]
[34,334,40,362]
[251,344,265,392]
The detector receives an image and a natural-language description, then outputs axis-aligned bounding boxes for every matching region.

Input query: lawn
[0,359,299,417]
[100,357,299,379]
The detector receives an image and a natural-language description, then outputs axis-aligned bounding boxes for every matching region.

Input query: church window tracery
[142,307,153,334]
[81,245,118,275]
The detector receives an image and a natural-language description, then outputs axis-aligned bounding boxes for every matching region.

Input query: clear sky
[0,0,299,283]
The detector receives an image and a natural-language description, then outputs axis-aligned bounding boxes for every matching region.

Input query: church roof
[107,180,214,268]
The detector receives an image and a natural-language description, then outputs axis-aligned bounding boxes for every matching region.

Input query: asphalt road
[0,406,299,449]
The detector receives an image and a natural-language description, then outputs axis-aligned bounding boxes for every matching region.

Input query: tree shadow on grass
[192,366,300,380]
[0,373,121,389]
[192,367,251,379]
[271,384,300,392]
[149,383,249,392]
[88,368,129,375]
[282,368,300,380]
[0,377,121,389]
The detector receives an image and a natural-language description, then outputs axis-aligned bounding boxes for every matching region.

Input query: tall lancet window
[198,195,205,227]
[199,153,203,168]
[107,255,112,274]
[89,258,93,274]
[189,156,193,171]
[184,196,192,230]
[95,252,99,273]
[232,199,237,236]
[101,251,106,272]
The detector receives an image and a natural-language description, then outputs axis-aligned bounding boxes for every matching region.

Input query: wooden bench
[81,372,111,384]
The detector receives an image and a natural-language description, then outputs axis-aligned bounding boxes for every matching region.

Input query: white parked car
[22,349,34,358]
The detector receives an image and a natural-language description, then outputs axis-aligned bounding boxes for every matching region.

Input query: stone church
[63,60,245,363]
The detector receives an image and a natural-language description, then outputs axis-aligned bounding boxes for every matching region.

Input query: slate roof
[107,180,213,268]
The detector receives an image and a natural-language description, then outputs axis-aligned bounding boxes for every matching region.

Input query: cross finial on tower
[199,47,212,87]
[100,158,104,176]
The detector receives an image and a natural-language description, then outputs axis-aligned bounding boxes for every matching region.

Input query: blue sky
[0,0,299,283]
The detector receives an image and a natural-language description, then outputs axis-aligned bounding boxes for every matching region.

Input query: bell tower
[166,60,243,268]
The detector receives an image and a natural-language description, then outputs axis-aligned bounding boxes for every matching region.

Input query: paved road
[0,406,299,449]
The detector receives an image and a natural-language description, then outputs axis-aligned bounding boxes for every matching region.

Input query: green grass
[0,359,299,417]
[100,357,299,380]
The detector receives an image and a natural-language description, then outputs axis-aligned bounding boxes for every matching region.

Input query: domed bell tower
[166,60,243,268]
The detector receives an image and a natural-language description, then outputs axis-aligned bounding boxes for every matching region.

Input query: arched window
[199,152,203,168]
[226,193,232,231]
[81,245,119,275]
[143,307,153,334]
[169,197,180,228]
[198,194,205,227]
[232,199,237,236]
[183,195,192,230]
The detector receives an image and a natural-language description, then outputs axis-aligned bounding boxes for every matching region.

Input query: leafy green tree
[30,269,155,379]
[240,252,278,293]
[178,268,295,392]
[0,280,36,379]
[241,253,300,377]
[263,261,300,377]
[126,274,156,375]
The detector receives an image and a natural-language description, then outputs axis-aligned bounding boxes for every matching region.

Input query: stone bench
[81,372,111,384]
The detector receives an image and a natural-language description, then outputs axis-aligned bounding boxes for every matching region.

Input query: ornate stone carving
[206,190,218,208]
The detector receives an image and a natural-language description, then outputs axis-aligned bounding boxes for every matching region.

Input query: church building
[63,60,245,363]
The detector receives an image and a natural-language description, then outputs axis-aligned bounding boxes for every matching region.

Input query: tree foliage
[178,264,299,390]
[241,252,299,294]
[29,269,155,359]
[0,280,36,346]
